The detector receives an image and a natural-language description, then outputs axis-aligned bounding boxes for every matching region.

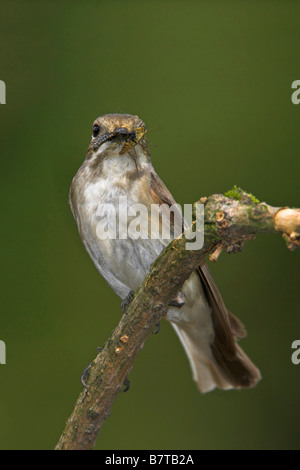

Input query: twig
[55,188,300,450]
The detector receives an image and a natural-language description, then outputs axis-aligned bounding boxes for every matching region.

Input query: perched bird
[69,113,261,393]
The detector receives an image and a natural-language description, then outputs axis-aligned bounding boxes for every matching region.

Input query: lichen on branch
[55,187,300,450]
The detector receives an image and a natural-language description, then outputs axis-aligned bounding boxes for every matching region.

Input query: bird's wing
[149,170,240,345]
[149,170,260,390]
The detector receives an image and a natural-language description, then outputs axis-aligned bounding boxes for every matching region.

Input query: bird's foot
[81,347,103,388]
[81,362,93,388]
[121,378,130,393]
[121,290,135,313]
[169,291,186,307]
[152,322,160,334]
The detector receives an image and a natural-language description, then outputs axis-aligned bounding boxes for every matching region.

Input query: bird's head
[86,113,150,164]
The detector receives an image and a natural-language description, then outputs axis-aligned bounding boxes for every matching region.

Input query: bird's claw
[81,347,103,388]
[81,362,93,388]
[152,322,160,334]
[121,378,130,393]
[121,290,135,313]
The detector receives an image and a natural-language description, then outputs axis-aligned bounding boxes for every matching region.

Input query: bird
[69,113,261,393]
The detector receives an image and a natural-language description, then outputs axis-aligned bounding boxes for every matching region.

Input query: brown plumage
[149,169,261,391]
[70,113,261,393]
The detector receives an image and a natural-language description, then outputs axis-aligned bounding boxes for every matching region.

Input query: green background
[1,0,300,450]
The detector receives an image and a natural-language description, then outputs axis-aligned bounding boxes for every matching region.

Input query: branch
[55,188,300,450]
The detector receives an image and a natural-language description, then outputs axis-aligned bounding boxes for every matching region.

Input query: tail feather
[211,339,261,389]
[167,267,261,393]
[171,321,261,393]
[171,323,229,392]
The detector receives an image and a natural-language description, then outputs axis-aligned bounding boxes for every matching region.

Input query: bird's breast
[72,169,166,297]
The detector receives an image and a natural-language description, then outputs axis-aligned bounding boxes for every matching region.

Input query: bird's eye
[92,124,100,138]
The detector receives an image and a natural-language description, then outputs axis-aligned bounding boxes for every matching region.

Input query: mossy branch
[55,188,300,450]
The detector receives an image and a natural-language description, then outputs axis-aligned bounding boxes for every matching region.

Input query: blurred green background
[0,0,300,450]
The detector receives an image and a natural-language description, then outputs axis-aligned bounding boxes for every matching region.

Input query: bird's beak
[93,132,116,151]
[93,126,146,153]
[118,126,146,156]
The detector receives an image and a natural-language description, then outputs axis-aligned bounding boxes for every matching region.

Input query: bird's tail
[171,319,261,393]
